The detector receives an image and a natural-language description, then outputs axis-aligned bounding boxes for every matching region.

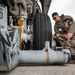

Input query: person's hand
[56,34,60,38]
[52,34,56,39]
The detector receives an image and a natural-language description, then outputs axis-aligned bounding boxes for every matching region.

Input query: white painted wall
[48,0,75,34]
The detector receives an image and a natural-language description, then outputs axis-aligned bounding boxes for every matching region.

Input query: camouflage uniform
[54,15,73,45]
[54,15,73,34]
[61,21,75,56]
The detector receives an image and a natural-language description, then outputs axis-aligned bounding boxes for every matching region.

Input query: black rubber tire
[33,13,52,50]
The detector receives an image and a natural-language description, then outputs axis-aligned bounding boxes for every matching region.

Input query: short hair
[52,12,58,17]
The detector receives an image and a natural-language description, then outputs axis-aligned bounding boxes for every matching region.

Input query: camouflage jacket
[54,15,73,34]
[68,21,75,40]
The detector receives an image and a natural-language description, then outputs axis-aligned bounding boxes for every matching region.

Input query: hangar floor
[0,63,75,75]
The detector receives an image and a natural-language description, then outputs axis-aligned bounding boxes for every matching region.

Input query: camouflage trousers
[61,40,75,56]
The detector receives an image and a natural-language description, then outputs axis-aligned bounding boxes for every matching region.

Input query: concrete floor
[0,64,75,75]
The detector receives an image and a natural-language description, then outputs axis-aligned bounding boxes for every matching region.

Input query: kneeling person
[58,18,75,57]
